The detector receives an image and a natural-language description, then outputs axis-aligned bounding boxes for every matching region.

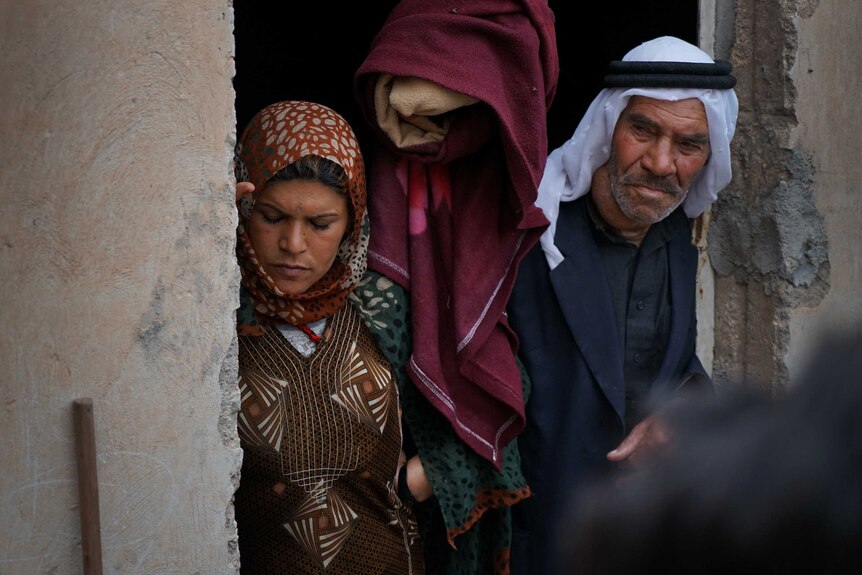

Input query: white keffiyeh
[536,36,739,269]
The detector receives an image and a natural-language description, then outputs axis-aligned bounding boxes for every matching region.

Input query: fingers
[608,415,673,471]
[236,181,255,202]
[406,455,434,502]
[607,420,648,462]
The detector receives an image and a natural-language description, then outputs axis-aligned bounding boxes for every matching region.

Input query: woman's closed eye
[253,206,284,225]
[308,212,343,231]
[256,212,337,230]
[261,214,283,224]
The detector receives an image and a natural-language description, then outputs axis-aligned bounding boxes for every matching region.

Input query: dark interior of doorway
[233,1,698,157]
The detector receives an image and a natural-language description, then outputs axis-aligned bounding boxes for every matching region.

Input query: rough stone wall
[0,2,241,573]
[710,0,859,391]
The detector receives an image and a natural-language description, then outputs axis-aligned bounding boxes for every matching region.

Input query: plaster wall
[695,0,718,375]
[709,0,851,390]
[0,2,241,573]
[693,0,744,377]
[786,1,862,380]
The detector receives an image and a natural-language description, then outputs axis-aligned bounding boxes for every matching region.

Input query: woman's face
[247,179,349,297]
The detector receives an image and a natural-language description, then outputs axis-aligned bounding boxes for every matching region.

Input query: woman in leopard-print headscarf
[232,100,425,574]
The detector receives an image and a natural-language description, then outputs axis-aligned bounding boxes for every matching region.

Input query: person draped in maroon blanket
[350,1,559,573]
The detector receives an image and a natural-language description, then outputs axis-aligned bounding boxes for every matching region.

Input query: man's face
[607,96,711,225]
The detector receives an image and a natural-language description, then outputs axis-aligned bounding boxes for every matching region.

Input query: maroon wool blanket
[354,0,559,467]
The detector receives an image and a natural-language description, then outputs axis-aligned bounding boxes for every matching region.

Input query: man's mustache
[619,173,684,196]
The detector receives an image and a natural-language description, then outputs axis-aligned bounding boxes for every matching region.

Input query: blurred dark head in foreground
[562,331,862,575]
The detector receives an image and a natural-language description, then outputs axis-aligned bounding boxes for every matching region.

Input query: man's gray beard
[608,150,688,224]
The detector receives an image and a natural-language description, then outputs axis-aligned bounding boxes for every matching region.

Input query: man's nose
[641,139,676,177]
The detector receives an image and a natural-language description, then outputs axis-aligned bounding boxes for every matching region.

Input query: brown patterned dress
[234,303,424,574]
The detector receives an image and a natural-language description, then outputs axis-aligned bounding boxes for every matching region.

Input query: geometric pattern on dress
[237,367,289,453]
[283,485,359,570]
[386,478,421,574]
[331,340,393,435]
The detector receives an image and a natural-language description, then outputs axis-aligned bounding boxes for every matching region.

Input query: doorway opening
[230,0,699,569]
[233,1,698,153]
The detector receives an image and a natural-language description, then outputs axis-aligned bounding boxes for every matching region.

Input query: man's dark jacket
[507,196,710,575]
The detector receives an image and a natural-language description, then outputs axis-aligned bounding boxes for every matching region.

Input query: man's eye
[679,142,704,154]
[632,124,652,136]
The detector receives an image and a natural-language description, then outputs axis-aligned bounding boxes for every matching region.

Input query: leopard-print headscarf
[235,101,369,330]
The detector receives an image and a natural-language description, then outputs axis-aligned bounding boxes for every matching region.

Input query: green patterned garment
[349,270,531,575]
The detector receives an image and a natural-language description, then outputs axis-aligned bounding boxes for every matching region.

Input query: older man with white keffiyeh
[507,36,739,575]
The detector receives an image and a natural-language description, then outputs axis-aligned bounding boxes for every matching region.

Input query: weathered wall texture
[785,1,862,379]
[710,0,859,390]
[695,0,724,375]
[0,2,241,574]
